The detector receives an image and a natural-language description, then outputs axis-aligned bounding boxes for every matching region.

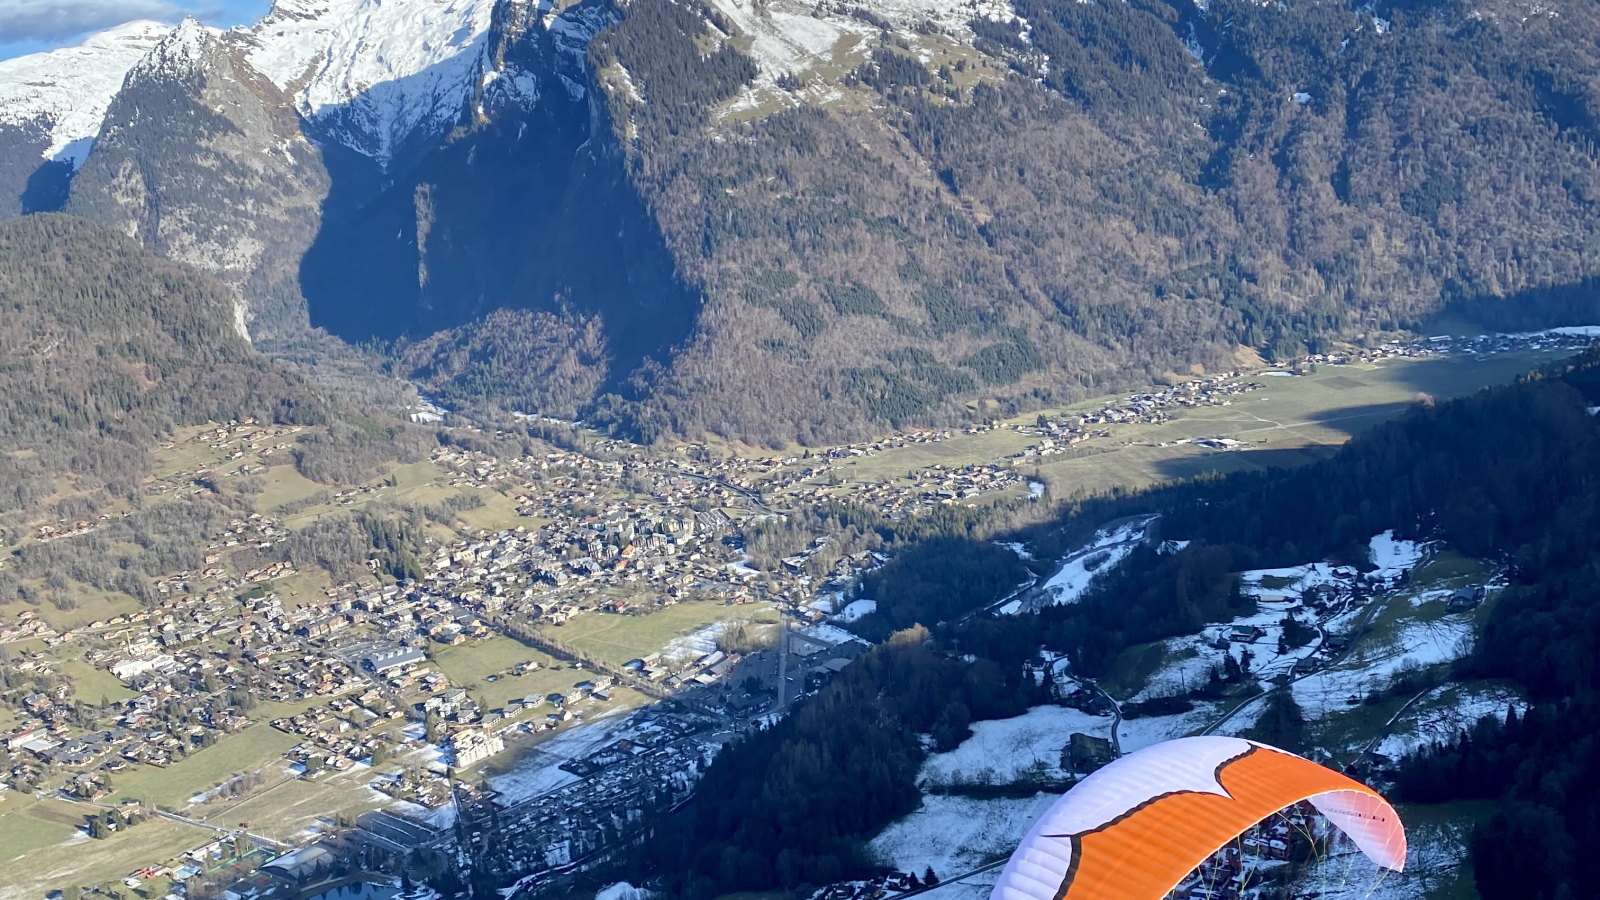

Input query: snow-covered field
[1129,596,1322,704]
[1119,699,1230,752]
[1239,532,1425,603]
[1376,683,1525,759]
[833,599,878,623]
[869,792,1059,879]
[801,622,869,646]
[1368,531,1426,579]
[919,705,1111,787]
[1240,561,1352,602]
[1291,614,1475,719]
[1290,814,1475,899]
[1130,531,1436,711]
[594,884,653,900]
[488,708,634,803]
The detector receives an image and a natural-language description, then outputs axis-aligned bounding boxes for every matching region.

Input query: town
[0,327,1584,900]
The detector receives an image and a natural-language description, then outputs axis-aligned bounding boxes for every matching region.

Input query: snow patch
[661,621,729,662]
[1368,531,1425,580]
[919,705,1112,788]
[832,599,877,623]
[998,516,1154,614]
[595,883,653,900]
[704,0,1025,105]
[996,541,1033,561]
[869,792,1060,879]
[1375,683,1525,760]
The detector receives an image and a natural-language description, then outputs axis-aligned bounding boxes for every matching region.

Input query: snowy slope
[128,18,226,83]
[918,705,1113,788]
[0,21,173,168]
[997,515,1155,615]
[233,0,501,168]
[870,792,1059,880]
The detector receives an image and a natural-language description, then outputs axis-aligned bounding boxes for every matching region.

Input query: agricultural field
[830,428,1035,484]
[1033,349,1569,495]
[0,802,202,900]
[821,347,1574,499]
[106,723,302,810]
[543,600,775,667]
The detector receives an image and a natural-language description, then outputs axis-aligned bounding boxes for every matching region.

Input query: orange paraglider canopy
[991,737,1405,900]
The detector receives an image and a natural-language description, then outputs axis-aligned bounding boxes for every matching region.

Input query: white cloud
[0,0,181,44]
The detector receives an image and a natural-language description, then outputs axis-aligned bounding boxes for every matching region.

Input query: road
[1090,680,1123,756]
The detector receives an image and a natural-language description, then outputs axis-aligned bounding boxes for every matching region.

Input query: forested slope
[570,0,1600,443]
[0,214,327,531]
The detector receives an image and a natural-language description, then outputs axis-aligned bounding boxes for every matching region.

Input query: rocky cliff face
[63,19,331,338]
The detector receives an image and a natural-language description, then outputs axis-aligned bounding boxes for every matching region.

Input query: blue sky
[0,0,273,61]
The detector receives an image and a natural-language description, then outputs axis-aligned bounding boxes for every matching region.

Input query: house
[1229,625,1265,643]
[1062,732,1116,775]
[1447,587,1485,612]
[362,646,427,675]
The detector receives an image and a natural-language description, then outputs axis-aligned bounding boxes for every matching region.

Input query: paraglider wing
[990,736,1405,900]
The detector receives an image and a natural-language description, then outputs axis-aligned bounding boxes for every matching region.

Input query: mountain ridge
[5,0,1600,444]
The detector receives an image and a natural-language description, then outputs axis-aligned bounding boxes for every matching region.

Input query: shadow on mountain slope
[298,53,698,402]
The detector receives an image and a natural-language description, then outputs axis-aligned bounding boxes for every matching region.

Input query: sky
[0,0,273,61]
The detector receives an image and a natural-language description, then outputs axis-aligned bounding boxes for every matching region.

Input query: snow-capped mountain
[231,0,503,169]
[0,0,539,180]
[126,17,226,83]
[0,20,173,169]
[65,17,331,338]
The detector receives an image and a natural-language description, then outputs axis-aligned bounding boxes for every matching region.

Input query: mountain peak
[238,0,501,169]
[129,17,224,82]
